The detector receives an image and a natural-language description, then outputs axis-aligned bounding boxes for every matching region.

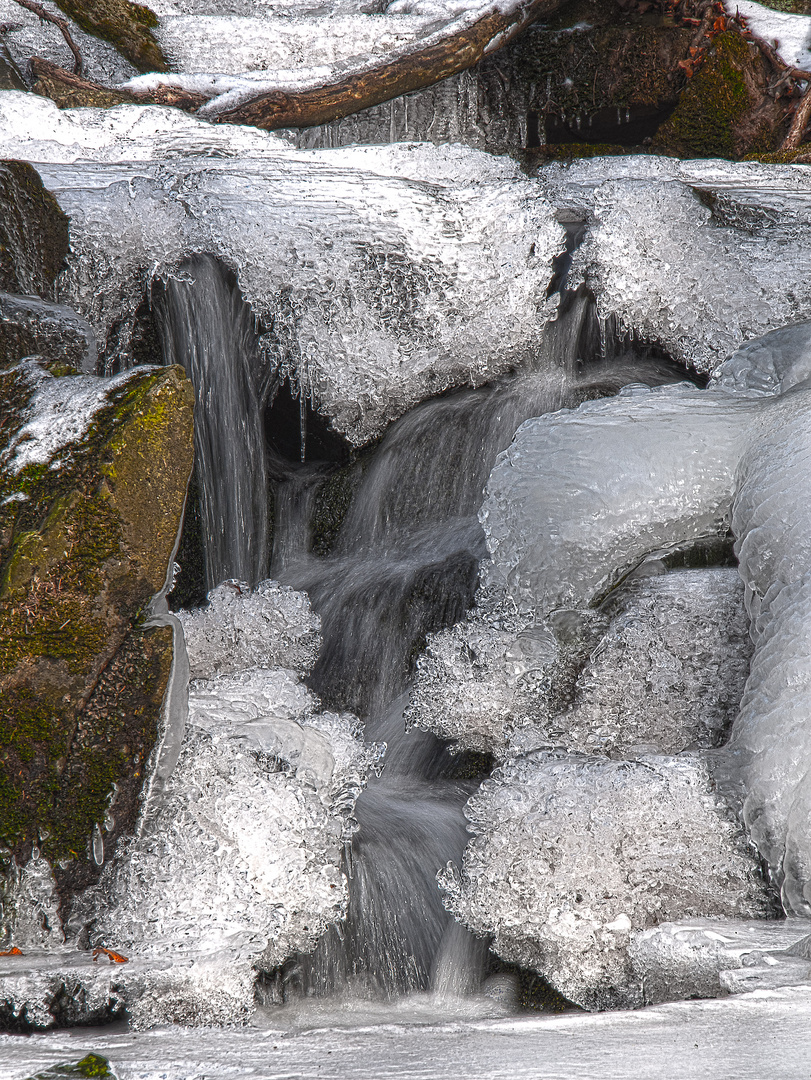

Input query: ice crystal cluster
[84,579,379,1025]
[178,579,321,679]
[437,326,811,1007]
[409,569,751,761]
[440,753,772,1011]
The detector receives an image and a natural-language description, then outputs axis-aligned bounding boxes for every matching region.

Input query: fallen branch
[782,82,811,150]
[30,56,206,110]
[211,0,564,130]
[11,0,82,75]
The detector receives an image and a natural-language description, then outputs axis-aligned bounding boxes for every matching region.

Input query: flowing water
[153,255,272,590]
[160,273,696,1003]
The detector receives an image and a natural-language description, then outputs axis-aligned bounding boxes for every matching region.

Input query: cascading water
[211,289,698,1003]
[153,254,271,590]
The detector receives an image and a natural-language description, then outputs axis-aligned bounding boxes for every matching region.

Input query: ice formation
[435,328,811,1005]
[441,752,772,1010]
[72,579,379,1025]
[179,579,321,679]
[6,94,559,445]
[409,569,751,760]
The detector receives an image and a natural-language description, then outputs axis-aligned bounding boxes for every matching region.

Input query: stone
[0,361,194,906]
[0,161,69,302]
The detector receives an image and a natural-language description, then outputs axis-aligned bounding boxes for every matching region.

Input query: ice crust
[9,99,811,443]
[74,580,379,1025]
[440,752,772,1010]
[409,570,752,760]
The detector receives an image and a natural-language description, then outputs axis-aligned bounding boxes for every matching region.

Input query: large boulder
[0,360,194,908]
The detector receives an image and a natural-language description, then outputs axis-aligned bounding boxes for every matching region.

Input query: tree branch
[11,0,83,75]
[212,0,563,130]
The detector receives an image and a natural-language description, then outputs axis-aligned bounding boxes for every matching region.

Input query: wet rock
[0,293,96,373]
[0,161,69,302]
[0,361,194,906]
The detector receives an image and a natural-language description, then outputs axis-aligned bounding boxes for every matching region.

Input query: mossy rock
[0,162,69,303]
[26,1055,117,1079]
[651,31,788,159]
[0,362,194,901]
[54,0,168,73]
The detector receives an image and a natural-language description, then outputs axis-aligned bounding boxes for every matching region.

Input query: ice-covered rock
[7,93,560,445]
[81,665,379,1025]
[441,752,773,1010]
[408,568,751,760]
[565,568,751,758]
[179,579,321,680]
[480,384,754,616]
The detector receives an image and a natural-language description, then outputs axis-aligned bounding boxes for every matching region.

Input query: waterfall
[153,255,270,590]
[253,293,695,1001]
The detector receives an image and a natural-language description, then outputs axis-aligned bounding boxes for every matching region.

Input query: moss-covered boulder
[53,0,168,74]
[0,163,69,303]
[0,361,194,904]
[651,30,790,159]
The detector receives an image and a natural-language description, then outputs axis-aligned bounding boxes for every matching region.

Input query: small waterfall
[261,293,693,1001]
[153,255,270,589]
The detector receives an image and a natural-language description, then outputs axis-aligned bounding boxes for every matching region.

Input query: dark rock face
[0,294,96,374]
[0,362,194,904]
[0,162,69,304]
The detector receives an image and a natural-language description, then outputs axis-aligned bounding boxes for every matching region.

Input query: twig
[10,0,82,75]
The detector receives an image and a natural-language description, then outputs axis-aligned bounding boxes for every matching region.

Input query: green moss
[0,362,193,875]
[651,32,757,159]
[26,1053,117,1079]
[54,0,168,73]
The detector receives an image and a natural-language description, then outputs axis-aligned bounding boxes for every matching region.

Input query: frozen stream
[5,986,811,1079]
[8,90,811,1075]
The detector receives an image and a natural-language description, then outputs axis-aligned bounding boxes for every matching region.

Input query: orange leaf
[93,947,129,964]
[0,947,24,957]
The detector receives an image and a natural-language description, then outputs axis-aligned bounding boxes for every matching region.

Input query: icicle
[300,391,307,464]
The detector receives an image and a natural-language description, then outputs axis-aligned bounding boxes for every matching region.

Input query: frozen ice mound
[565,568,751,758]
[14,100,560,445]
[479,384,755,616]
[711,321,811,397]
[441,752,773,1010]
[78,665,380,1025]
[178,578,321,680]
[407,569,751,760]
